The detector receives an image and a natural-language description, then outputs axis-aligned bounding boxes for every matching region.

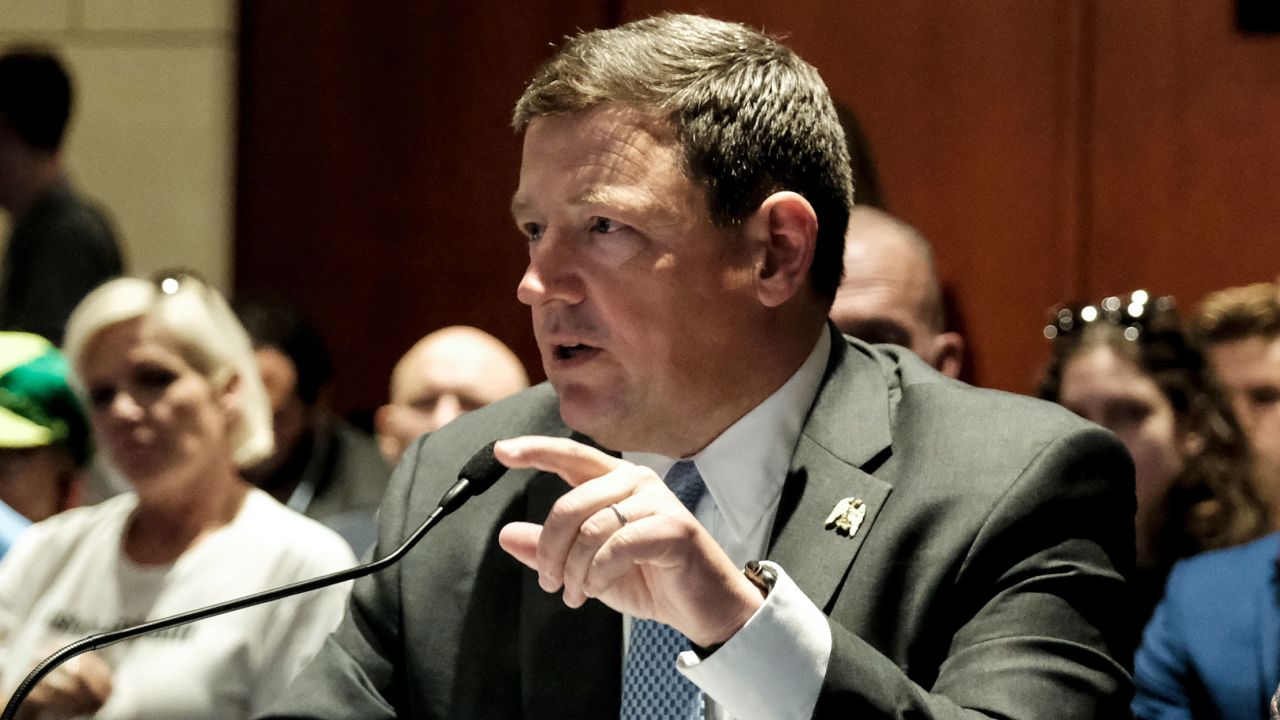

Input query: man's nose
[517,233,584,307]
[107,390,145,421]
[427,394,465,432]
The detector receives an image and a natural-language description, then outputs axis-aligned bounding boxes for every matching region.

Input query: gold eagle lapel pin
[824,497,866,538]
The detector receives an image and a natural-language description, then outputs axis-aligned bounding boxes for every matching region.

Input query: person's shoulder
[1166,532,1280,589]
[923,379,1097,442]
[26,182,120,252]
[324,418,391,493]
[41,182,112,226]
[332,420,389,474]
[331,419,386,465]
[236,489,357,571]
[1150,533,1280,631]
[3,494,136,570]
[831,338,1130,514]
[850,338,1106,449]
[30,493,135,539]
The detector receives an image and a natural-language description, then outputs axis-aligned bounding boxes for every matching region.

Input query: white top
[0,488,356,719]
[624,329,833,720]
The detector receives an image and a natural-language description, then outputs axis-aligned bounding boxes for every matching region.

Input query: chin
[556,386,623,444]
[111,450,175,487]
[116,456,164,480]
[556,396,603,437]
[560,402,667,455]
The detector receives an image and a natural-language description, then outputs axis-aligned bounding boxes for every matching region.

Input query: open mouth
[554,343,598,361]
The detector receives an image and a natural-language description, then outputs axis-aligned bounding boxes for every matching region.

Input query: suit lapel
[768,330,896,611]
[519,436,623,719]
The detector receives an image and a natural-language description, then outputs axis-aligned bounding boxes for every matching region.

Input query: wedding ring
[609,503,628,526]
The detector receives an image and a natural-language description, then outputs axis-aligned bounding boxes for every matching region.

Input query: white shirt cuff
[676,562,831,720]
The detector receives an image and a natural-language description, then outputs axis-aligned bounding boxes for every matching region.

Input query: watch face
[745,560,775,596]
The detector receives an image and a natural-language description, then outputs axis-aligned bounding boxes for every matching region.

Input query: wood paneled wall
[237,1,1280,416]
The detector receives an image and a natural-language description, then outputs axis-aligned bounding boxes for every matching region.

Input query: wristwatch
[690,561,777,659]
[743,559,777,598]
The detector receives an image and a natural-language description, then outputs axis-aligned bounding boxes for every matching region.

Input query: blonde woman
[0,275,355,719]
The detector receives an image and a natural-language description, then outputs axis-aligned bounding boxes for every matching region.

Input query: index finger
[493,436,621,487]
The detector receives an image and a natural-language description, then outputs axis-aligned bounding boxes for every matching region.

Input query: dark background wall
[237,0,1280,418]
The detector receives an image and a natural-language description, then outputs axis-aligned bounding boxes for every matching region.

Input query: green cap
[0,333,90,465]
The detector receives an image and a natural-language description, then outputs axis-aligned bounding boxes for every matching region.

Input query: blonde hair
[62,276,273,467]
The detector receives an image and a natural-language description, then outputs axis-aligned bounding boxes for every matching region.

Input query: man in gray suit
[263,14,1134,719]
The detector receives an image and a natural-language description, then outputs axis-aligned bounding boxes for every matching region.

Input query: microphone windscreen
[458,441,505,494]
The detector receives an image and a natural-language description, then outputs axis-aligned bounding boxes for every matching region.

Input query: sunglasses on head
[1044,290,1177,342]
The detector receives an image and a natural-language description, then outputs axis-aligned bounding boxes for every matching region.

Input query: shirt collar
[625,329,830,544]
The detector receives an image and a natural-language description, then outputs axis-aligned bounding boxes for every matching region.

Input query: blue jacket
[1134,532,1280,719]
[0,499,31,560]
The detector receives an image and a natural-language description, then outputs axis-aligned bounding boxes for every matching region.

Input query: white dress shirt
[623,330,833,720]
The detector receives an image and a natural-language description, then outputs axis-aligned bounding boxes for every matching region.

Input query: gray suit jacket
[261,332,1136,719]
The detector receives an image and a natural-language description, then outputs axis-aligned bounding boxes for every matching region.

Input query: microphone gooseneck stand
[1,441,506,720]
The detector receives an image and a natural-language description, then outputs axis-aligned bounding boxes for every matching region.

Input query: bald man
[830,207,965,378]
[374,326,528,464]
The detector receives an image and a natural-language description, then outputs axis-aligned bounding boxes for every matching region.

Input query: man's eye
[88,386,115,409]
[410,395,442,414]
[1248,385,1280,407]
[589,217,625,234]
[135,367,177,390]
[522,223,544,242]
[1106,399,1152,429]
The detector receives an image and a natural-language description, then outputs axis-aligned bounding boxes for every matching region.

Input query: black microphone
[1,441,506,720]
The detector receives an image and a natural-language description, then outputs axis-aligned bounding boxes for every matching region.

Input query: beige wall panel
[80,0,234,33]
[61,45,235,291]
[0,0,73,34]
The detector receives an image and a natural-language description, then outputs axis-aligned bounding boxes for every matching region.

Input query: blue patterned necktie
[619,460,707,720]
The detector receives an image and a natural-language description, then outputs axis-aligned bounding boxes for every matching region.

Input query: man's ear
[374,404,403,465]
[747,191,818,308]
[374,403,392,436]
[931,332,966,380]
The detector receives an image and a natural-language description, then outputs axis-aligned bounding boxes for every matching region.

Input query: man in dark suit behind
[262,14,1135,719]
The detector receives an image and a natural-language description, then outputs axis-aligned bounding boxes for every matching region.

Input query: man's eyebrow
[511,187,650,215]
[575,186,681,225]
[573,187,632,208]
[511,185,680,225]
